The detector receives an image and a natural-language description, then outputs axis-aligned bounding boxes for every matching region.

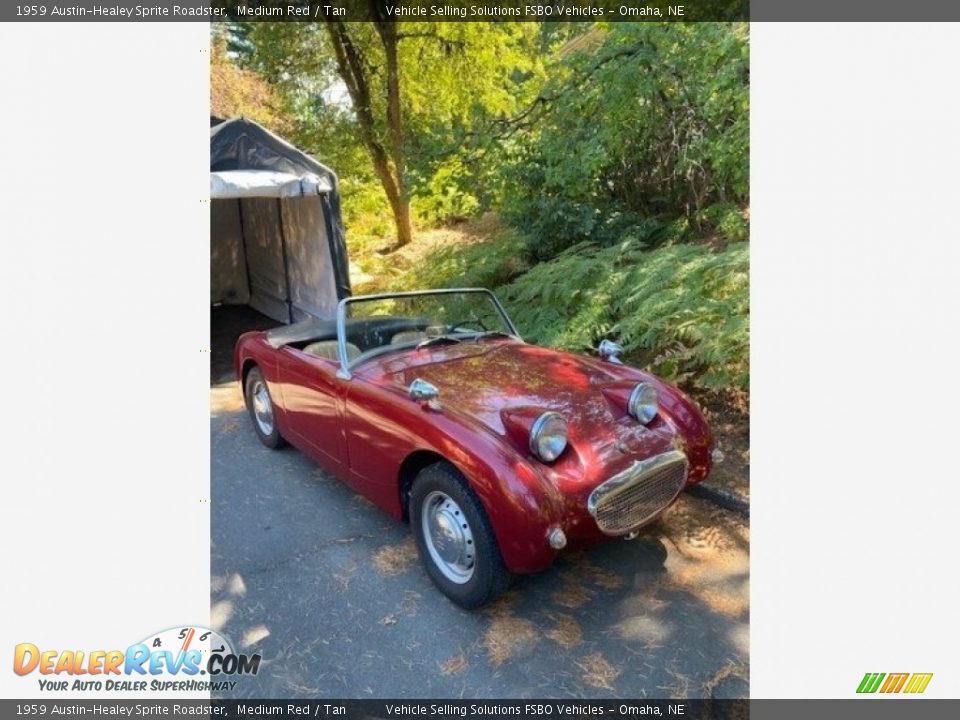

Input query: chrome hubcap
[421,491,475,584]
[251,381,274,435]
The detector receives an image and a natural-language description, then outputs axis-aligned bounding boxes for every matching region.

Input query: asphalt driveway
[210,378,749,700]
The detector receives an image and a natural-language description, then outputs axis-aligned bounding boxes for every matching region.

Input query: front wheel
[244,366,285,449]
[410,462,511,609]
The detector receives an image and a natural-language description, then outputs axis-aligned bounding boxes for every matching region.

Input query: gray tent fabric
[210,118,351,323]
[210,169,332,199]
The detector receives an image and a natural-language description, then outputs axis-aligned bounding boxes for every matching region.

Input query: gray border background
[2,700,960,717]
[4,1,960,23]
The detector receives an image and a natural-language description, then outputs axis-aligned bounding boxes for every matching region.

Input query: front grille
[588,451,688,535]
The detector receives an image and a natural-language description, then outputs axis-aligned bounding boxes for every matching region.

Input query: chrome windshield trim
[335,288,521,380]
[335,297,352,379]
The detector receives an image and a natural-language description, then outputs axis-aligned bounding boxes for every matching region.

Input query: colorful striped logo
[857,672,933,694]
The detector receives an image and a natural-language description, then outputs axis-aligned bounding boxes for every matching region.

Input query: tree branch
[483,43,654,141]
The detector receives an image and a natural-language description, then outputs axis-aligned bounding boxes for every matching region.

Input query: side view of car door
[274,348,346,474]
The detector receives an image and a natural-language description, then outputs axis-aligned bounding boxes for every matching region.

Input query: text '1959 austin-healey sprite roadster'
[235,288,720,608]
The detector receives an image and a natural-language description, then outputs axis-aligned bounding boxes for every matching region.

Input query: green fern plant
[500,241,749,392]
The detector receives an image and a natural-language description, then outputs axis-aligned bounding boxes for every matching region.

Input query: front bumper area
[587,450,689,535]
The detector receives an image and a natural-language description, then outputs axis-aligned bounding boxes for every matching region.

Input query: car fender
[234,333,291,434]
[640,376,715,482]
[582,354,715,483]
[344,379,564,574]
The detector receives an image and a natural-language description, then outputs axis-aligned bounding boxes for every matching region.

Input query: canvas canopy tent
[210,117,351,324]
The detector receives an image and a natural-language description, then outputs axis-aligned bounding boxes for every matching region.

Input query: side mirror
[408,378,440,402]
[598,339,624,364]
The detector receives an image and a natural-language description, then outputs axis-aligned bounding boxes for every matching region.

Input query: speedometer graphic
[138,625,236,675]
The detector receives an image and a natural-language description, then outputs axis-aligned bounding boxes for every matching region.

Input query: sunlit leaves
[500,23,749,255]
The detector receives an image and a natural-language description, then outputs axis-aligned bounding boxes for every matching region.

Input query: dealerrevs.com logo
[13,626,260,693]
[857,672,933,694]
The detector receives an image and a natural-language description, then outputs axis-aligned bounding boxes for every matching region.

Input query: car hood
[369,339,680,468]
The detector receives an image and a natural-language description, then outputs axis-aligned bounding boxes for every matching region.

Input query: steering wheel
[449,317,488,333]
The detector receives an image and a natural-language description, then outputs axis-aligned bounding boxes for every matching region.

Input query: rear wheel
[244,366,284,449]
[410,462,511,609]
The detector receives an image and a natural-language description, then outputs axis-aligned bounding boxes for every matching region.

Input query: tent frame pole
[277,198,294,324]
[235,198,254,308]
[319,194,343,299]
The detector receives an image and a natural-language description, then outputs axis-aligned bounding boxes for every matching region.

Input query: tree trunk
[367,145,412,249]
[323,14,413,250]
[374,18,411,248]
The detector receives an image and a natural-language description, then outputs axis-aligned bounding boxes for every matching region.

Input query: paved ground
[211,378,749,700]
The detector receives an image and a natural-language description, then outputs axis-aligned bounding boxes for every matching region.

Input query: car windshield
[338,289,518,367]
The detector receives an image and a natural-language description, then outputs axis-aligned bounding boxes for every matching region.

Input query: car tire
[410,462,511,609]
[244,366,285,449]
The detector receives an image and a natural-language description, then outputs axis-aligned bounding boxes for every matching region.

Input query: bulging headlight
[529,411,568,462]
[628,382,659,424]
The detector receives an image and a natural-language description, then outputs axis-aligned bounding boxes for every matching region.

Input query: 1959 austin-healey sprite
[235,288,719,608]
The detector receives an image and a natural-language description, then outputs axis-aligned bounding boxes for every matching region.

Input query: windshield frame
[334,288,521,379]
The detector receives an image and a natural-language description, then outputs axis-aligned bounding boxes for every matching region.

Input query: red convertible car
[235,288,718,608]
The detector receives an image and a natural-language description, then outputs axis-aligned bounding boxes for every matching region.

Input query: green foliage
[401,230,530,292]
[355,222,530,296]
[698,202,749,243]
[339,177,392,241]
[499,22,749,258]
[209,38,291,133]
[410,159,481,224]
[499,241,749,392]
[230,22,544,228]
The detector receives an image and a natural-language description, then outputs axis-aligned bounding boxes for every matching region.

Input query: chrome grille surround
[587,450,689,535]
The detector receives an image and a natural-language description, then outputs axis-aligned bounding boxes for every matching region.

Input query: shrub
[500,23,749,260]
[399,229,530,292]
[499,240,749,392]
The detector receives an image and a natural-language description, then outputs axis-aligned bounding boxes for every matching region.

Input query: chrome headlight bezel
[529,411,568,463]
[628,382,659,424]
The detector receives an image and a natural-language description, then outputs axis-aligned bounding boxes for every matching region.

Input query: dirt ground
[697,392,750,503]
